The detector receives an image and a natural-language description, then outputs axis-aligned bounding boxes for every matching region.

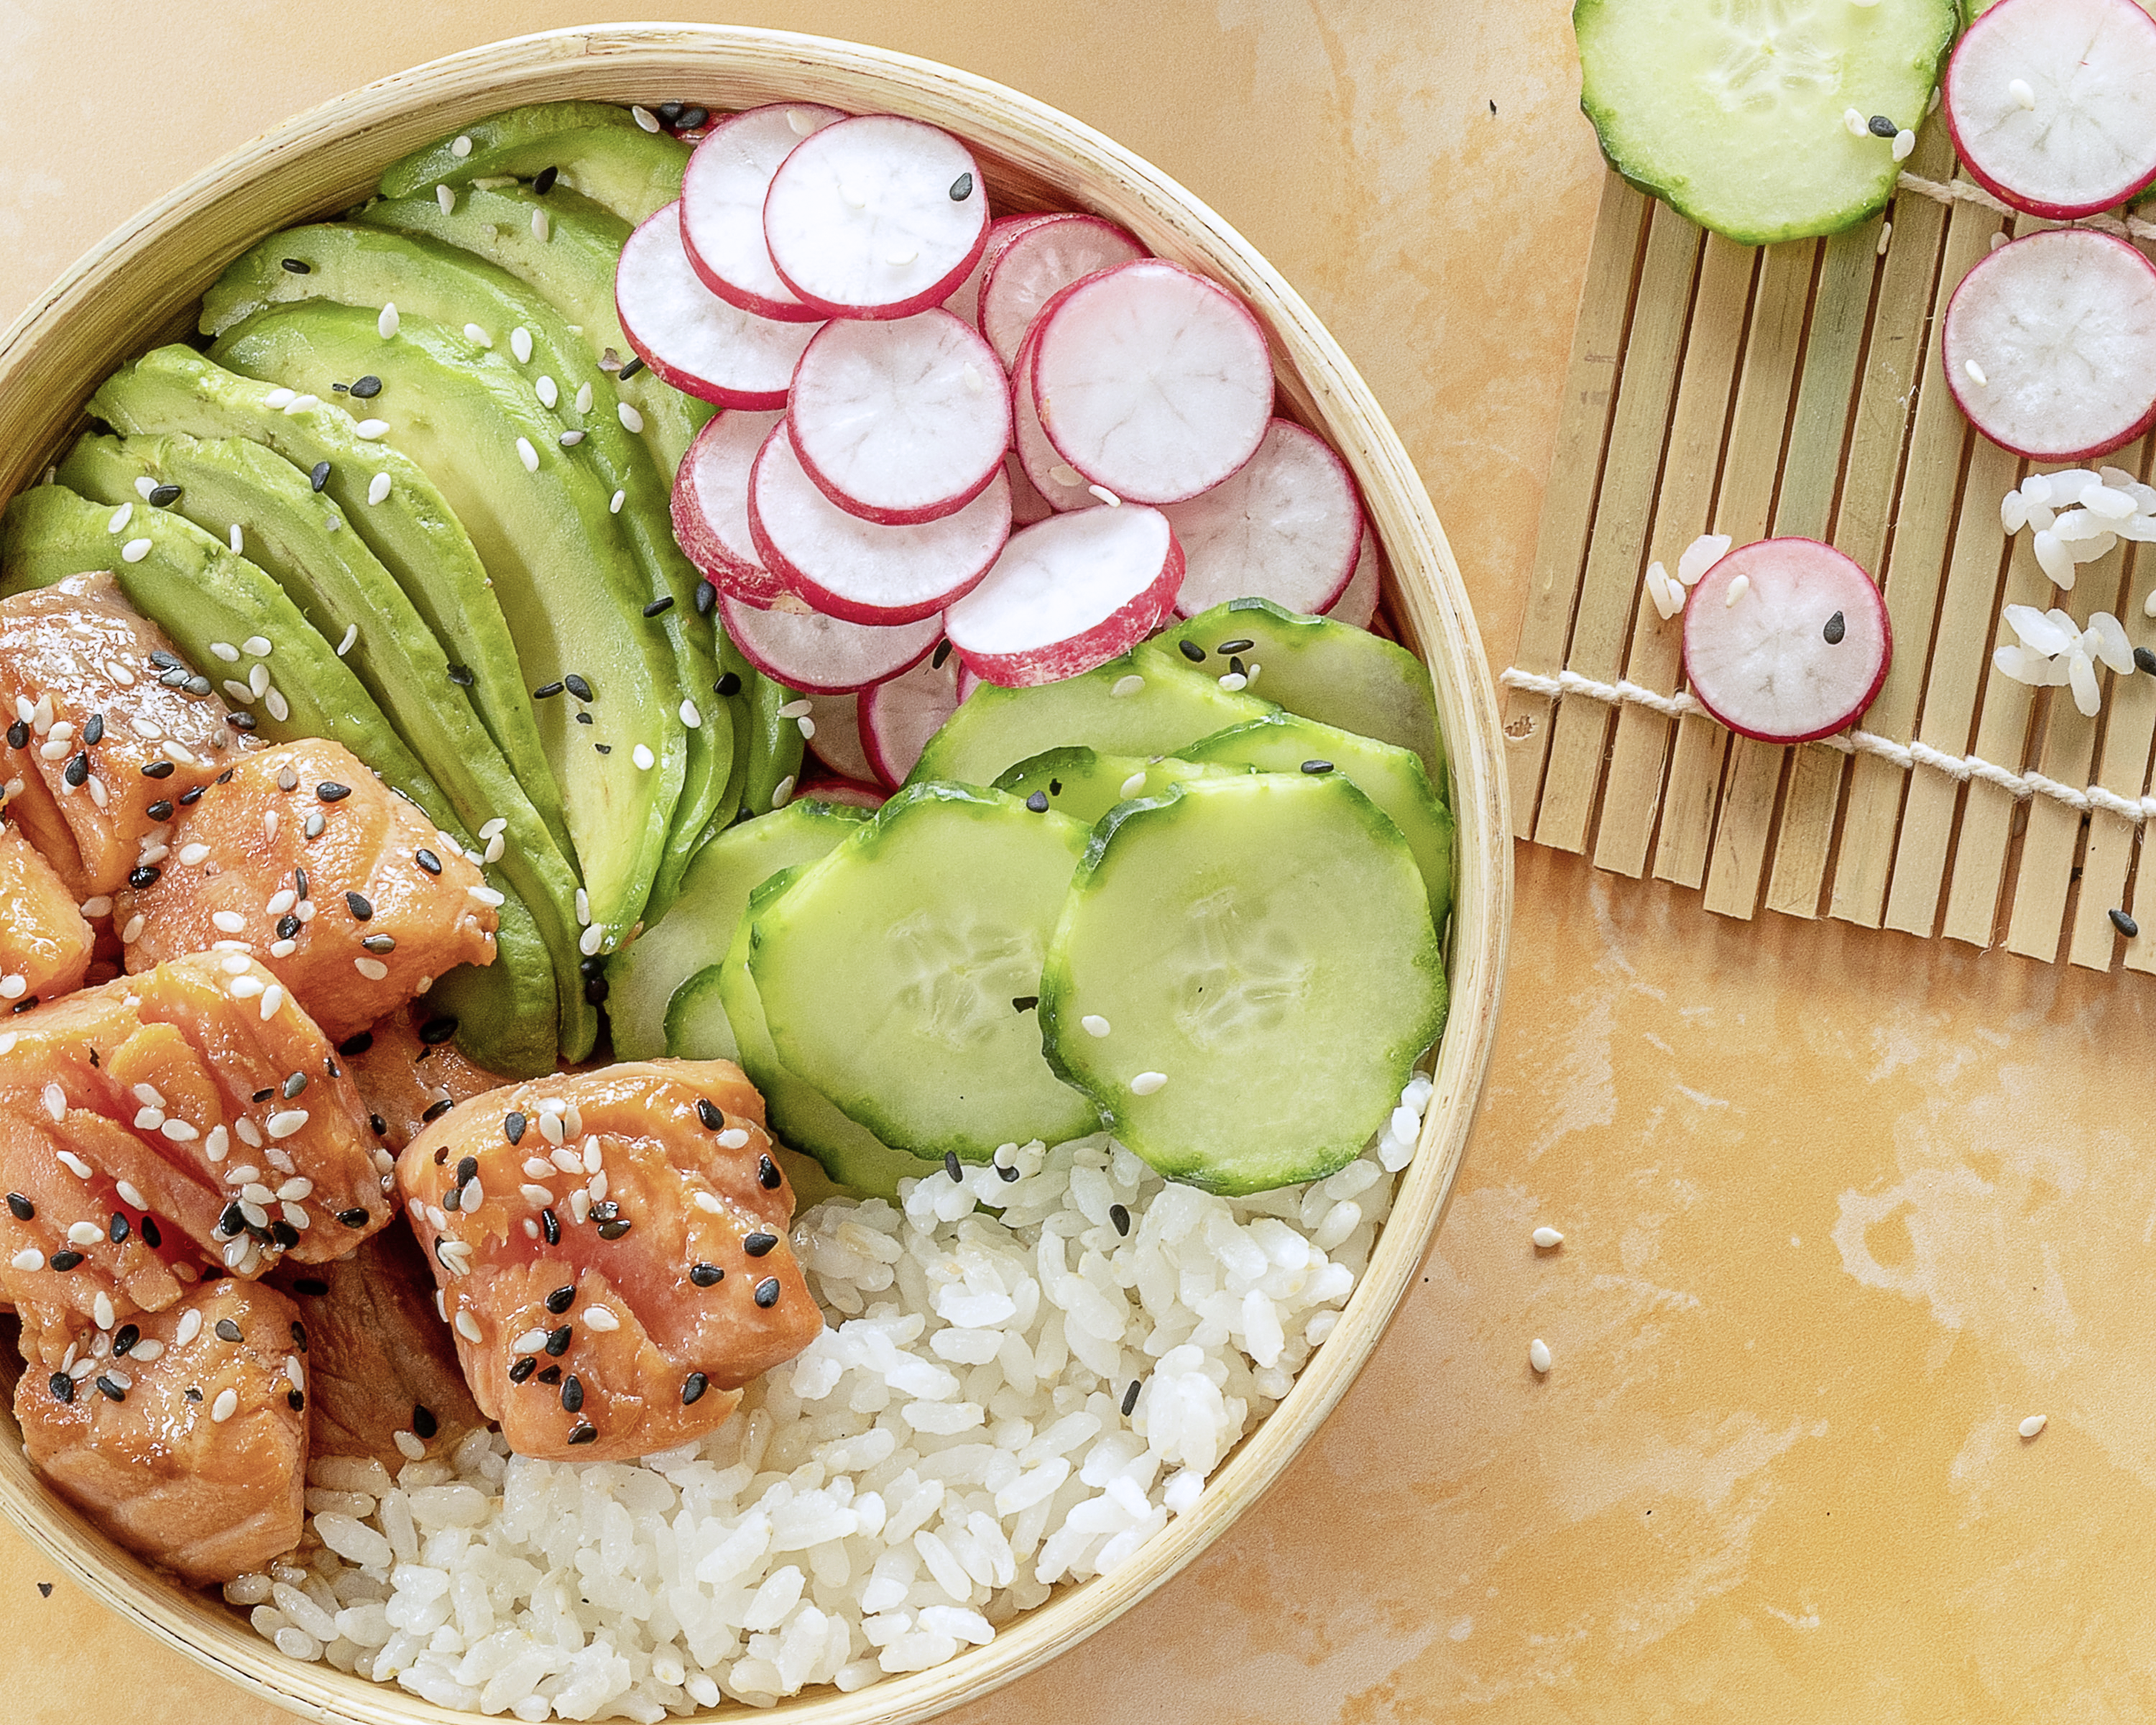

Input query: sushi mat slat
[1498,161,2156,972]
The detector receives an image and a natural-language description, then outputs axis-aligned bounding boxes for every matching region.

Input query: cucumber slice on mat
[1572,0,1958,246]
[992,746,1227,826]
[751,783,1100,1162]
[1041,773,1446,1195]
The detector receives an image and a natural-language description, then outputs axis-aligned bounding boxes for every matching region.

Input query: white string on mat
[1500,665,2156,824]
[1892,170,2156,245]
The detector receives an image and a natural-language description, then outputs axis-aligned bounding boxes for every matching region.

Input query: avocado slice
[201,223,732,919]
[210,301,685,949]
[741,668,810,819]
[89,348,564,859]
[378,102,690,224]
[57,429,593,1064]
[0,481,568,1070]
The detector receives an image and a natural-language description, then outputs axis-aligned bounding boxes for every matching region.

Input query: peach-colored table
[4,3,2143,1720]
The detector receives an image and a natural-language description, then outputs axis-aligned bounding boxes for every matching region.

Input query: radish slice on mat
[946,214,1054,331]
[861,650,961,786]
[1029,259,1273,504]
[1326,524,1383,630]
[1682,538,1892,744]
[979,213,1146,370]
[944,506,1184,686]
[804,691,877,782]
[793,776,889,810]
[671,408,788,606]
[616,203,820,407]
[787,310,1011,524]
[1010,326,1101,513]
[749,420,1011,623]
[1943,229,2156,462]
[1943,0,2156,220]
[719,594,944,694]
[1164,419,1363,617]
[764,114,990,319]
[681,103,847,321]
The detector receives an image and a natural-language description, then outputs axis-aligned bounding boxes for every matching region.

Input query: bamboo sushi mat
[1501,134,2156,972]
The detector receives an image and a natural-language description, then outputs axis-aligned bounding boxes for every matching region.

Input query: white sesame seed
[581,1305,621,1333]
[1532,1226,1564,1249]
[569,1189,593,1225]
[532,207,552,242]
[265,689,290,723]
[680,698,702,728]
[0,976,22,1002]
[538,1110,565,1146]
[579,924,607,957]
[354,419,389,441]
[519,1183,553,1207]
[353,953,392,982]
[65,1222,101,1247]
[121,538,152,564]
[1529,1338,1552,1374]
[1217,672,1248,692]
[511,1328,549,1354]
[211,1388,239,1423]
[483,832,505,864]
[436,183,456,214]
[469,885,505,908]
[1110,675,1145,699]
[1892,128,1915,161]
[205,1127,229,1162]
[2019,1414,2047,1438]
[276,1177,313,1202]
[581,1136,603,1174]
[770,774,796,810]
[1130,1071,1167,1095]
[134,1106,165,1130]
[522,1156,554,1180]
[516,437,540,473]
[1082,1015,1111,1038]
[115,1180,146,1210]
[235,1119,262,1148]
[270,939,297,959]
[776,698,813,720]
[121,914,145,944]
[535,375,559,410]
[1723,574,1750,609]
[449,134,474,157]
[132,477,157,500]
[1964,359,1989,388]
[394,1429,426,1460]
[130,1339,163,1361]
[377,303,400,339]
[364,468,393,507]
[175,1309,203,1347]
[618,401,645,434]
[107,501,133,533]
[93,1293,114,1330]
[293,901,316,924]
[42,1084,65,1124]
[211,911,247,935]
[549,1146,581,1175]
[284,394,318,415]
[9,1249,40,1273]
[241,1183,274,1206]
[263,388,296,410]
[266,1110,308,1141]
[223,681,256,706]
[632,743,655,770]
[454,1310,483,1343]
[464,323,493,350]
[510,326,534,364]
[632,105,660,132]
[1118,771,1148,799]
[0,1032,14,1055]
[178,842,212,868]
[717,1128,752,1152]
[161,1120,199,1144]
[86,776,108,811]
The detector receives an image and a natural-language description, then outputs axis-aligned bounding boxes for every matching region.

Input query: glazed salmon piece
[0,954,392,1344]
[339,1004,508,1154]
[397,1059,821,1462]
[122,737,497,1042]
[269,1225,485,1472]
[0,574,244,898]
[15,1276,307,1583]
[0,820,95,1006]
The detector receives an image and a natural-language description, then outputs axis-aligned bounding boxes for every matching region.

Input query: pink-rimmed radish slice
[1942,0,2156,220]
[956,663,983,703]
[1681,538,1892,745]
[945,214,1052,330]
[1010,326,1101,513]
[794,776,889,810]
[1004,452,1056,527]
[763,115,990,320]
[1943,229,2156,462]
[1325,524,1383,630]
[860,650,961,787]
[748,420,1011,624]
[803,692,876,782]
[671,408,787,606]
[617,203,820,408]
[1030,259,1273,505]
[719,593,945,694]
[944,505,1184,686]
[1164,418,1363,617]
[680,103,847,321]
[786,310,1011,525]
[979,213,1146,371]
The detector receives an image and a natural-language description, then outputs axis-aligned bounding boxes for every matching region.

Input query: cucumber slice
[1572,0,1958,247]
[1041,773,1446,1195]
[751,783,1100,1161]
[1160,598,1445,788]
[608,799,870,1060]
[992,746,1228,825]
[691,871,940,1200]
[1176,712,1455,928]
[908,638,1273,790]
[379,103,690,224]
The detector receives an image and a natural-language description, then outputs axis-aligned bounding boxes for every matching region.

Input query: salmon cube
[0,574,243,898]
[121,739,496,1042]
[339,1005,509,1156]
[397,1059,821,1462]
[15,1277,307,1583]
[0,821,94,1006]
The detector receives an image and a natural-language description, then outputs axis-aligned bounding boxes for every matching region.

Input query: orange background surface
[4,1,2148,1721]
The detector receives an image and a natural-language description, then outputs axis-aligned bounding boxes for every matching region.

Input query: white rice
[230,1074,1431,1718]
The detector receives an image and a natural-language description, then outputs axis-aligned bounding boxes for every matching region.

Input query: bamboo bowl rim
[0,23,1513,1725]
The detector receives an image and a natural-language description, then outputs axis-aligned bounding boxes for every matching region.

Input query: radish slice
[1942,0,2156,220]
[616,203,821,408]
[1325,524,1383,630]
[956,664,983,704]
[1010,326,1101,512]
[803,691,877,781]
[748,420,1011,623]
[719,593,944,694]
[860,650,961,786]
[1682,538,1892,745]
[671,408,788,606]
[979,213,1146,371]
[945,214,1053,330]
[1164,419,1363,617]
[1004,451,1056,527]
[680,103,847,321]
[786,310,1012,525]
[1943,229,2156,462]
[1030,259,1274,505]
[763,115,990,320]
[944,506,1184,686]
[794,776,888,810]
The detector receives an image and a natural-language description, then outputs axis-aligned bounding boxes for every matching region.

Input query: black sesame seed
[145,799,173,821]
[2113,908,2140,939]
[9,998,34,1014]
[350,375,382,400]
[949,171,975,201]
[642,596,675,618]
[656,101,685,119]
[2137,648,2156,678]
[545,1284,576,1315]
[584,975,610,1005]
[294,866,308,897]
[315,781,351,804]
[128,865,162,891]
[447,664,476,688]
[5,1194,31,1221]
[996,1162,1021,1182]
[1300,759,1334,776]
[139,1216,162,1248]
[545,1325,572,1356]
[140,760,174,781]
[1823,610,1846,646]
[561,1374,584,1412]
[415,847,443,875]
[1012,995,1038,1012]
[292,1276,328,1296]
[422,1098,453,1123]
[504,1112,528,1146]
[456,1156,479,1186]
[714,671,743,698]
[567,1420,597,1445]
[1176,638,1207,663]
[62,753,88,787]
[1110,1202,1130,1236]
[270,1219,300,1247]
[696,1098,724,1131]
[214,1319,243,1343]
[229,712,258,732]
[576,712,595,726]
[281,257,312,274]
[597,1218,632,1240]
[1026,791,1049,812]
[149,650,180,670]
[370,1114,389,1138]
[1122,1379,1141,1416]
[619,356,648,380]
[533,165,560,195]
[48,1374,73,1404]
[564,673,594,702]
[1868,113,1899,137]
[95,1376,126,1403]
[185,1384,203,1400]
[308,460,332,493]
[82,714,103,746]
[543,1208,561,1246]
[681,1371,709,1405]
[47,1251,82,1271]
[1215,638,1255,655]
[1230,655,1248,678]
[282,1071,308,1100]
[509,1356,538,1384]
[591,1200,620,1224]
[107,1213,129,1244]
[759,1154,780,1191]
[537,1364,563,1384]
[4,722,24,748]
[533,681,565,700]
[694,579,718,617]
[276,914,301,941]
[113,1324,139,1356]
[345,891,374,921]
[945,1150,964,1182]
[287,1320,306,1353]
[218,1201,247,1236]
[413,1404,439,1439]
[287,1388,305,1411]
[421,1016,459,1047]
[743,1231,778,1258]
[690,1261,724,1287]
[252,1087,275,1106]
[754,1276,781,1308]
[147,483,183,508]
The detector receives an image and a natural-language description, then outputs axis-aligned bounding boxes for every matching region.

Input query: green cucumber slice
[991,746,1228,826]
[379,103,689,224]
[909,638,1273,791]
[1572,0,1958,247]
[1160,597,1445,788]
[751,783,1100,1162]
[1041,773,1446,1195]
[609,799,870,1060]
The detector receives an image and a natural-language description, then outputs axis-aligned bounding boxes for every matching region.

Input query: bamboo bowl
[0,23,1511,1725]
